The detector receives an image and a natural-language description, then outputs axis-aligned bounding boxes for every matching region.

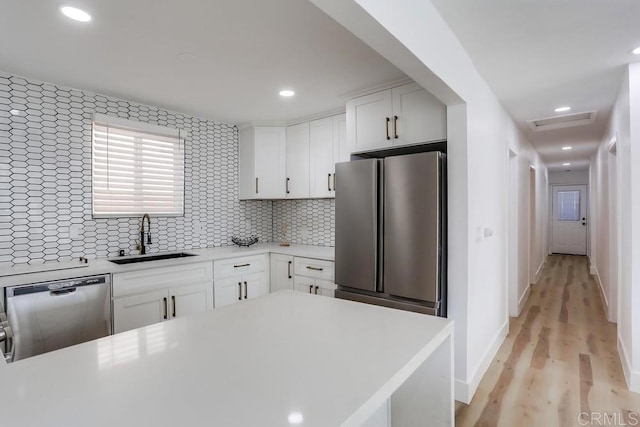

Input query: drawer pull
[314,286,319,295]
[238,282,242,301]
[163,297,168,320]
[309,285,313,294]
[288,261,292,279]
[244,281,248,299]
[306,266,324,271]
[234,263,251,268]
[172,295,176,317]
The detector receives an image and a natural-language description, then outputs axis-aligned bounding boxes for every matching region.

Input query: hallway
[456,255,640,426]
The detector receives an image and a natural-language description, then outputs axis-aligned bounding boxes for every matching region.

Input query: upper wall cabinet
[239,114,346,200]
[239,126,286,199]
[285,122,310,199]
[346,82,446,153]
[309,114,347,198]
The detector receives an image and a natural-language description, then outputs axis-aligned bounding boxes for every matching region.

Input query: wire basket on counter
[231,235,259,247]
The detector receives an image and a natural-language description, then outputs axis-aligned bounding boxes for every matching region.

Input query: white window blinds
[92,117,185,218]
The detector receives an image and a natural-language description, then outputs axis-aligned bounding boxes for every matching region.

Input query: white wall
[510,126,548,317]
[310,0,547,403]
[549,169,589,185]
[590,63,639,392]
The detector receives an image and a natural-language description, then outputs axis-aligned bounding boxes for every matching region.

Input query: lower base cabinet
[213,255,269,308]
[113,282,213,334]
[294,276,336,297]
[112,262,214,334]
[214,273,267,308]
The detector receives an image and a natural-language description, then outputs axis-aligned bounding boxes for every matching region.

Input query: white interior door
[552,185,587,255]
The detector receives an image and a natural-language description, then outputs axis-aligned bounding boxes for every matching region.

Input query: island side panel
[390,333,454,426]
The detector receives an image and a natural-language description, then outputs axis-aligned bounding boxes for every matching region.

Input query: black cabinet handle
[309,285,313,294]
[306,266,323,271]
[255,177,259,194]
[288,261,292,279]
[163,297,168,320]
[328,173,332,191]
[385,117,390,140]
[314,286,319,295]
[238,282,242,301]
[286,177,290,194]
[393,115,398,139]
[234,263,250,268]
[332,173,336,191]
[244,281,248,299]
[172,295,176,317]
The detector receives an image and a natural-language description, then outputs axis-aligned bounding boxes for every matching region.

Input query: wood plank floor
[456,254,640,426]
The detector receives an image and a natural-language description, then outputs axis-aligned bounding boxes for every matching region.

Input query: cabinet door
[294,276,316,295]
[214,276,243,308]
[346,90,393,153]
[254,127,286,199]
[285,122,310,198]
[270,254,294,292]
[170,282,214,319]
[244,272,268,300]
[113,289,169,334]
[309,117,334,198]
[332,113,348,165]
[315,279,337,298]
[391,83,446,146]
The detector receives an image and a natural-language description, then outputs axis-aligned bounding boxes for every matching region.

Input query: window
[557,190,580,221]
[92,114,185,218]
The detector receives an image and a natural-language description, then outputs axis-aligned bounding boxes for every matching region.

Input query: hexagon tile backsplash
[0,71,335,266]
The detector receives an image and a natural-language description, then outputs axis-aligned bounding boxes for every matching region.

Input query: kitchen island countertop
[0,290,453,426]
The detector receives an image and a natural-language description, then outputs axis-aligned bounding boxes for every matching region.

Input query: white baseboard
[588,261,611,322]
[517,285,531,316]
[618,335,640,393]
[533,259,546,284]
[454,321,509,404]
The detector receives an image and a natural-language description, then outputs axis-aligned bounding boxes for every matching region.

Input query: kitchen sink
[109,252,198,265]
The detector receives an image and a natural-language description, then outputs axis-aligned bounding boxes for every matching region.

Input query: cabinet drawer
[214,255,267,279]
[294,257,334,281]
[113,261,214,298]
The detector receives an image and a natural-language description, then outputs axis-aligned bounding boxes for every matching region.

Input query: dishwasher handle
[50,288,77,296]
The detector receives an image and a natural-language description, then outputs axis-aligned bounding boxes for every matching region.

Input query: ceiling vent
[527,110,597,132]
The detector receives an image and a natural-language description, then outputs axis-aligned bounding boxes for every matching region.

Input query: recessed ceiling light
[562,146,573,150]
[9,109,21,116]
[563,162,571,166]
[279,90,295,97]
[60,6,92,22]
[632,46,640,55]
[554,106,571,113]
[288,412,303,425]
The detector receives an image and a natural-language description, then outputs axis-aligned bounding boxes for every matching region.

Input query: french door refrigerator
[335,151,447,316]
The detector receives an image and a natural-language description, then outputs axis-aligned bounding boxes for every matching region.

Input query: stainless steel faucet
[137,213,152,255]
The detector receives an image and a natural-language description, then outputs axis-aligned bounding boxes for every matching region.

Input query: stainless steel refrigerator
[334,151,447,316]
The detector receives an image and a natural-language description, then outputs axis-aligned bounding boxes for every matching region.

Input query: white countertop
[0,291,453,426]
[0,243,334,288]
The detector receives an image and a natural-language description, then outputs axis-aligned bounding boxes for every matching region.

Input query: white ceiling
[431,0,640,171]
[0,0,405,125]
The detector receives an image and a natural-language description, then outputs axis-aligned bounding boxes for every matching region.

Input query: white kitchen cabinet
[239,126,286,199]
[309,114,348,198]
[270,253,294,292]
[346,82,446,153]
[285,122,310,198]
[213,255,269,308]
[347,89,393,152]
[113,289,169,333]
[292,256,336,297]
[170,282,214,319]
[294,276,337,297]
[112,262,215,334]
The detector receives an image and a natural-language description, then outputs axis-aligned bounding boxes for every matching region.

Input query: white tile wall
[272,199,334,247]
[0,71,273,266]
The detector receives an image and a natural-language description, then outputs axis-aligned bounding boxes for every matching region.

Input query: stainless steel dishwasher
[5,274,111,362]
